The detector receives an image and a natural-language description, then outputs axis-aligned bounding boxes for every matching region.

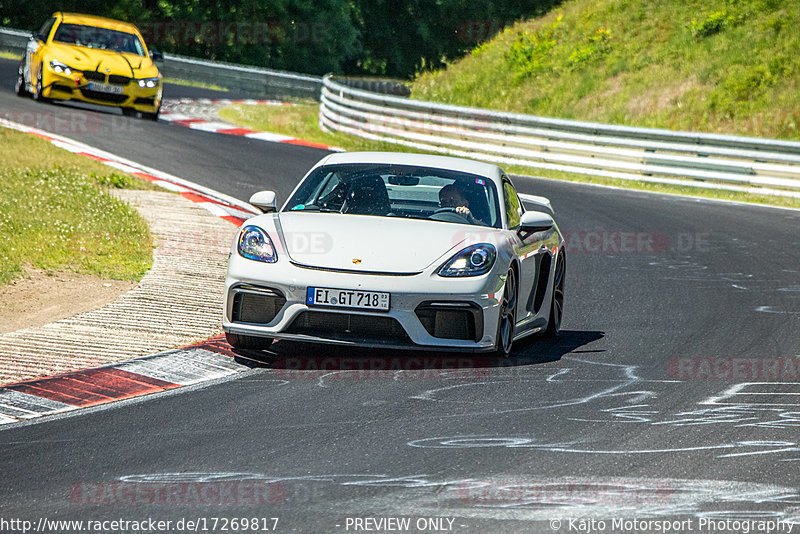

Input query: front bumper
[223,253,507,352]
[43,67,162,112]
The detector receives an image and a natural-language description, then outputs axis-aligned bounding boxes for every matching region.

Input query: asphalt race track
[1,58,799,533]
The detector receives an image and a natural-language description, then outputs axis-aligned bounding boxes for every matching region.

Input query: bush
[689,11,733,38]
[505,15,564,79]
[568,28,613,68]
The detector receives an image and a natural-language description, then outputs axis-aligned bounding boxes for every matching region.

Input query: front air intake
[415,302,483,341]
[231,287,286,325]
[287,311,410,345]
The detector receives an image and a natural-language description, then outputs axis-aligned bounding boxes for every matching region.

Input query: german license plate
[87,82,123,94]
[306,287,390,311]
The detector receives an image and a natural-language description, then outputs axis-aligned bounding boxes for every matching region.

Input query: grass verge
[412,0,800,141]
[0,127,155,286]
[163,77,229,92]
[508,166,800,209]
[218,101,407,151]
[218,102,800,209]
[0,51,22,61]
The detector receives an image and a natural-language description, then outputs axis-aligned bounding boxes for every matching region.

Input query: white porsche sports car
[223,152,565,356]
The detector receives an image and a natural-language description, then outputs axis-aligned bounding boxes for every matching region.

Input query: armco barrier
[0,27,29,54]
[0,28,321,100]
[5,25,800,197]
[320,76,800,198]
[158,54,321,99]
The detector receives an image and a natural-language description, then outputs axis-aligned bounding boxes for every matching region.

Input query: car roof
[316,152,503,181]
[55,12,140,34]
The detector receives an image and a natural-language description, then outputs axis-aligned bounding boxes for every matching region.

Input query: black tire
[494,268,517,357]
[33,64,45,102]
[141,105,160,121]
[33,63,47,102]
[544,252,565,337]
[225,332,273,350]
[15,61,29,97]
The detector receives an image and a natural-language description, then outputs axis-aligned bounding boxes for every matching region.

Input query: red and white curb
[0,119,274,424]
[166,97,293,107]
[0,117,260,226]
[160,98,342,151]
[0,105,343,424]
[0,336,256,425]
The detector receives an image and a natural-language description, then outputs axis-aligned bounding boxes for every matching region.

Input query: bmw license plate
[307,287,390,311]
[87,82,123,94]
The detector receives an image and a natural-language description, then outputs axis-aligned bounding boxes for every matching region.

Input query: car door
[502,177,539,321]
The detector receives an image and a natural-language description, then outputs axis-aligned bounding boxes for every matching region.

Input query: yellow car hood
[46,42,160,78]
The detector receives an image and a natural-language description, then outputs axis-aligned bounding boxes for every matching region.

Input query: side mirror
[249,191,277,213]
[150,50,164,62]
[518,211,554,233]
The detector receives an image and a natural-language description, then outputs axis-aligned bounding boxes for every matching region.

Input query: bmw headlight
[438,243,496,277]
[49,59,74,76]
[137,77,160,88]
[238,226,277,263]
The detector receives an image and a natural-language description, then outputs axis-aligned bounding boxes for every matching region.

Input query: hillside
[412,0,800,140]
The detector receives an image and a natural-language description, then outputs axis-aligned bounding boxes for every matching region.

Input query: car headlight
[137,77,160,88]
[49,59,74,76]
[438,243,496,277]
[238,226,277,263]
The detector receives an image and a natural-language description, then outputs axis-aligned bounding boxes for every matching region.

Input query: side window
[37,18,57,42]
[503,180,523,229]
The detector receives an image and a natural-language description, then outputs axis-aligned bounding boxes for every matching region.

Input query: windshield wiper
[288,204,341,213]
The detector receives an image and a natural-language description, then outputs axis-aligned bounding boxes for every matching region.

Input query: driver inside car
[438,183,482,225]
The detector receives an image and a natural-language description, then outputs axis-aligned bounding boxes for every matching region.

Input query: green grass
[508,166,800,209]
[0,128,154,286]
[218,101,412,152]
[163,77,229,92]
[412,0,800,140]
[218,102,800,209]
[0,51,22,61]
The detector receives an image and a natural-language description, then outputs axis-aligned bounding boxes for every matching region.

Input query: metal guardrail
[320,75,800,198]
[334,77,411,97]
[159,54,321,100]
[0,27,29,53]
[0,28,322,99]
[6,25,800,198]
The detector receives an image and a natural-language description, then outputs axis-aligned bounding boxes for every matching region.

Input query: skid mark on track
[409,358,640,417]
[407,435,800,458]
[112,472,800,525]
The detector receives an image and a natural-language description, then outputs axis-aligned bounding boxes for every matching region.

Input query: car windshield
[52,23,146,56]
[284,163,502,228]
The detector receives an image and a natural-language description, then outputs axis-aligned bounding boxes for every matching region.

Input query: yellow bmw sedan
[15,12,163,120]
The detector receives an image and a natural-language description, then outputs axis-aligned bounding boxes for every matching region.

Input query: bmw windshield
[53,23,146,56]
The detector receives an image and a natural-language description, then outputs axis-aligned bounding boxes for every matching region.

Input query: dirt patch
[599,73,625,100]
[0,268,135,335]
[626,75,698,118]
